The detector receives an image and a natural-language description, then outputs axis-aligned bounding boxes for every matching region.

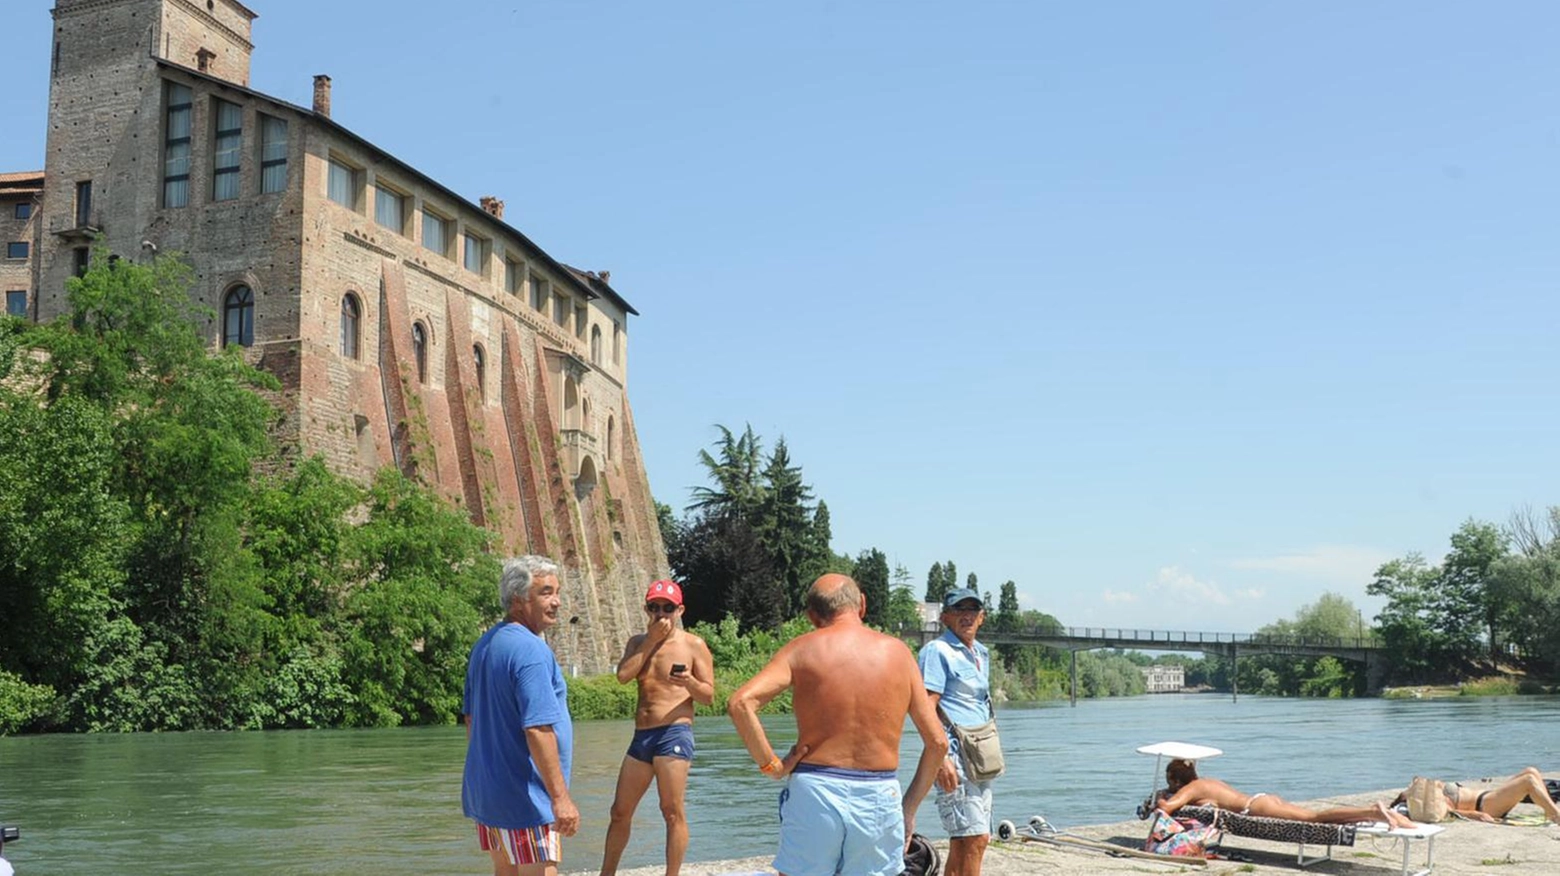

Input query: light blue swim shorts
[935,738,993,838]
[774,763,904,876]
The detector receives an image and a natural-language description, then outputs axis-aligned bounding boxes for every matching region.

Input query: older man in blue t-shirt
[918,587,995,876]
[463,556,578,876]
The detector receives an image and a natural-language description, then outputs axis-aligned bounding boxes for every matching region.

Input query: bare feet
[1375,801,1417,830]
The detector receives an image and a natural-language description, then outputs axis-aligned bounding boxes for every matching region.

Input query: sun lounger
[1177,804,1359,867]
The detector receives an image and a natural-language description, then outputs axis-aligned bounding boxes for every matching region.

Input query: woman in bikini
[1401,767,1560,824]
[1157,759,1416,829]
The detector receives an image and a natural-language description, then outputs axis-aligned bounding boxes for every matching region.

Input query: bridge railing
[896,622,1379,650]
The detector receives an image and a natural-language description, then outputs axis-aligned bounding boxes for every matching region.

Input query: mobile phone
[670,663,688,676]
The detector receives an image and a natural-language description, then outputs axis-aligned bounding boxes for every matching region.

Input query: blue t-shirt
[918,629,992,729]
[461,622,573,829]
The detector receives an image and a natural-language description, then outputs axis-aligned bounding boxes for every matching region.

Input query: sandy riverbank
[580,776,1558,876]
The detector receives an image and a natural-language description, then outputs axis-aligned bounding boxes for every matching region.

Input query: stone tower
[29,0,670,674]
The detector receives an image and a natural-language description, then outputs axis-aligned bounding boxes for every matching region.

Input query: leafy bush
[565,674,640,720]
[0,669,57,734]
[1459,676,1519,696]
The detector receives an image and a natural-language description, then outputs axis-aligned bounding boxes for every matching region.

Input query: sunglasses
[645,602,680,614]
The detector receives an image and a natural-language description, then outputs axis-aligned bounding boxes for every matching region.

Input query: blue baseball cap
[942,588,983,610]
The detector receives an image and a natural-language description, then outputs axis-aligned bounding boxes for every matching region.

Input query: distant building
[916,602,943,630]
[5,0,669,674]
[1141,664,1185,693]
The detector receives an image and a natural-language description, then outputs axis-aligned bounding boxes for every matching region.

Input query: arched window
[473,344,486,401]
[340,293,361,359]
[606,415,615,462]
[222,285,254,347]
[412,321,428,383]
[590,325,602,364]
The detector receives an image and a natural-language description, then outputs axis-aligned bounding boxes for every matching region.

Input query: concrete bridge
[897,623,1388,703]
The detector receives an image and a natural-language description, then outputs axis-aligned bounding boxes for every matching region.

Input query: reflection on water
[1,695,1557,874]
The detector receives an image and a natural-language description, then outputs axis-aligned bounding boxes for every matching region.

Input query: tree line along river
[1,694,1556,874]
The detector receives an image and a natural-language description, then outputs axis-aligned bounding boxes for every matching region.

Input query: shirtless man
[599,580,715,876]
[727,574,947,876]
[1158,759,1416,829]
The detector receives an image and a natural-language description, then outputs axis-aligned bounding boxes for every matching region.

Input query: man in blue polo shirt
[463,555,578,876]
[918,587,995,876]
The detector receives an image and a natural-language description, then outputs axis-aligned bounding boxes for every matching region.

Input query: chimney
[480,196,505,219]
[313,75,332,118]
[598,270,610,284]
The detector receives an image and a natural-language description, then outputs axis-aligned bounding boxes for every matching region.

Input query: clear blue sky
[6,1,1558,633]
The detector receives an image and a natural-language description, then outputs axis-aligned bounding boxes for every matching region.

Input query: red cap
[645,579,683,606]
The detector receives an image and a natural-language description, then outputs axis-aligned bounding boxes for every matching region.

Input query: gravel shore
[581,776,1559,876]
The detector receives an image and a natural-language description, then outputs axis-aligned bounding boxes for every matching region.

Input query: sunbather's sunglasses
[645,602,679,614]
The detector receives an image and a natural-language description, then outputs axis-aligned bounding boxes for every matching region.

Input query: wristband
[759,754,783,776]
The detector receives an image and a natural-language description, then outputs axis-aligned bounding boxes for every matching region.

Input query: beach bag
[950,718,1005,782]
[1406,776,1449,823]
[900,832,941,876]
[1546,778,1560,804]
[1144,810,1221,857]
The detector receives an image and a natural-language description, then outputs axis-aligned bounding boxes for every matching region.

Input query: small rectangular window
[375,185,406,233]
[14,202,32,220]
[575,304,588,340]
[212,99,242,201]
[463,232,487,274]
[422,209,450,257]
[6,242,27,259]
[505,258,521,295]
[553,293,569,328]
[75,180,92,227]
[72,247,89,277]
[327,158,358,209]
[260,114,288,194]
[5,291,25,317]
[530,273,546,311]
[163,82,192,208]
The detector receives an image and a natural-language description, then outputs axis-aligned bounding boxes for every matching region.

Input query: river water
[1,694,1557,874]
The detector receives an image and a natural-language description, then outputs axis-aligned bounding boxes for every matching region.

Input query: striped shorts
[476,821,561,866]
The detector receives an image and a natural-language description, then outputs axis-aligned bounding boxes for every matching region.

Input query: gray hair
[499,555,560,610]
[805,575,862,618]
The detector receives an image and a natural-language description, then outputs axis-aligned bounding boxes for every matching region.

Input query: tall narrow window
[590,325,602,364]
[463,232,486,274]
[606,416,615,462]
[530,273,546,311]
[505,258,521,295]
[212,99,242,201]
[5,291,26,318]
[164,82,193,208]
[260,114,288,193]
[575,305,588,340]
[553,293,569,329]
[74,180,92,227]
[473,344,486,401]
[340,293,361,359]
[72,248,89,277]
[375,184,406,234]
[223,285,254,347]
[412,322,427,383]
[327,158,356,208]
[422,209,450,257]
[612,321,622,365]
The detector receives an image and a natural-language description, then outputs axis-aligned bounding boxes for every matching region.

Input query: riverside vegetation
[3,254,1557,734]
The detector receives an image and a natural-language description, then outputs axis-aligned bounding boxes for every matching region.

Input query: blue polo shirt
[461,622,573,829]
[918,628,992,729]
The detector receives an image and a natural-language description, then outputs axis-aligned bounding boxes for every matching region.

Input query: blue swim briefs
[625,723,695,763]
[774,763,904,876]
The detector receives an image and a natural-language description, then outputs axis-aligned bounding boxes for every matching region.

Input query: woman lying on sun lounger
[1394,767,1560,824]
[1156,759,1416,829]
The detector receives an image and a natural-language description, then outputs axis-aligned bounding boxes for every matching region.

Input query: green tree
[924,562,945,602]
[1368,553,1444,683]
[755,438,815,612]
[853,548,890,628]
[1437,520,1508,662]
[688,424,765,517]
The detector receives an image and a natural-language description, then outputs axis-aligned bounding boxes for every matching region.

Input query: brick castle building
[2,0,669,674]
